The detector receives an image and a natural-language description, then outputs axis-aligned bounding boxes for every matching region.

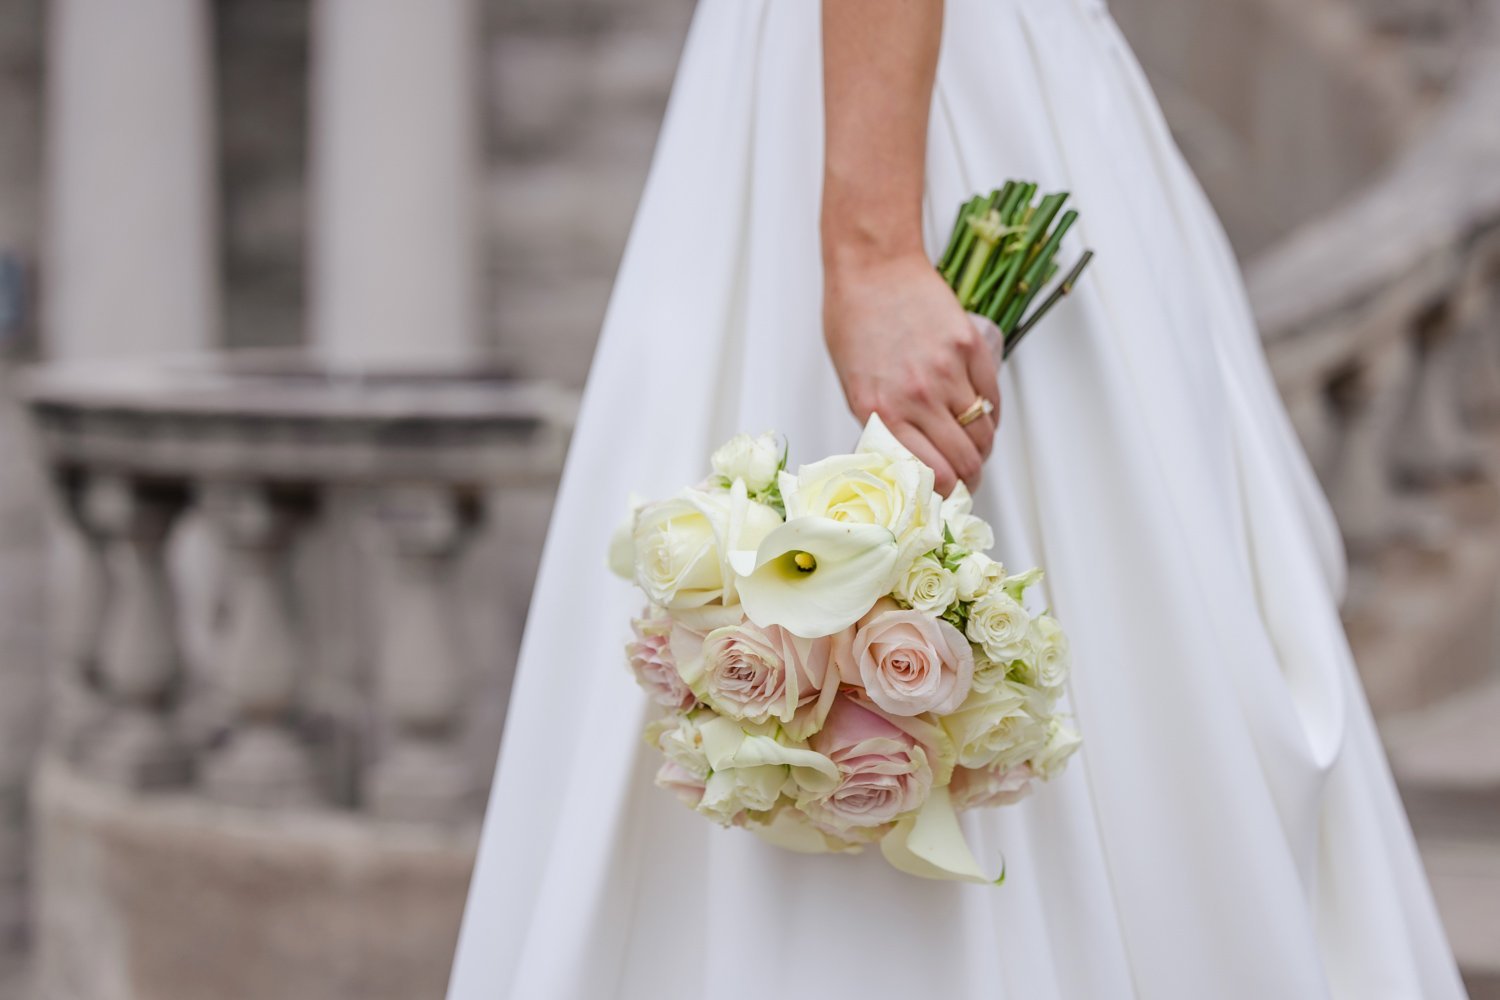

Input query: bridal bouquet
[610,417,1081,882]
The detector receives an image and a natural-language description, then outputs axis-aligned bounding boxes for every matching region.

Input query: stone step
[1383,671,1500,840]
[1383,672,1500,992]
[1420,838,1500,999]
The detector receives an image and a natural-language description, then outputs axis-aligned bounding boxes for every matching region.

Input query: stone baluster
[1282,383,1338,483]
[200,482,321,807]
[1395,299,1485,485]
[1454,235,1500,425]
[1326,335,1447,555]
[47,470,111,763]
[364,484,481,822]
[79,474,190,788]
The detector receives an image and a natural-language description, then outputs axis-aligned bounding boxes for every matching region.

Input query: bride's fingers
[886,420,959,498]
[915,405,985,494]
[962,313,1003,426]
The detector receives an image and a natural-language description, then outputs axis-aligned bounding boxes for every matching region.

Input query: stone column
[309,0,481,369]
[43,0,219,359]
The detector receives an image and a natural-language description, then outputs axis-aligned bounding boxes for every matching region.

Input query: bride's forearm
[820,0,944,276]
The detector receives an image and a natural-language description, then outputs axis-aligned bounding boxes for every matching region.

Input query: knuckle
[953,325,983,355]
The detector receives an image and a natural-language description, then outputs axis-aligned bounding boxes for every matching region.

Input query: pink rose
[803,692,937,832]
[949,762,1035,811]
[698,620,843,738]
[627,611,695,710]
[654,760,707,809]
[843,598,974,716]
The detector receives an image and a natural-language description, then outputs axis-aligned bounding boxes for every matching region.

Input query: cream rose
[949,762,1035,811]
[965,588,1032,662]
[893,556,958,613]
[969,652,1012,693]
[632,480,781,610]
[779,414,942,582]
[939,481,995,553]
[1031,718,1083,780]
[626,610,695,710]
[952,552,1004,602]
[684,619,843,740]
[694,715,840,827]
[711,431,782,492]
[941,680,1049,769]
[846,599,974,717]
[1028,614,1071,692]
[802,693,940,832]
[648,710,712,780]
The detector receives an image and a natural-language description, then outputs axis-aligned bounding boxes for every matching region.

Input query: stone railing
[1247,10,1500,713]
[20,354,573,1000]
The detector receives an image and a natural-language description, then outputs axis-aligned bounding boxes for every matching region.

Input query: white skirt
[447,0,1466,996]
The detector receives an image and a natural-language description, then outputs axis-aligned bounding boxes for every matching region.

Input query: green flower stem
[1004,250,1094,357]
[986,192,1067,323]
[955,212,1003,307]
[938,196,981,273]
[937,182,1094,360]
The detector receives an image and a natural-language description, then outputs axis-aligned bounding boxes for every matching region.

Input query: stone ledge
[31,760,477,1000]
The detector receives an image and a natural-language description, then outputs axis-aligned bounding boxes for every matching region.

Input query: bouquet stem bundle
[938,182,1094,359]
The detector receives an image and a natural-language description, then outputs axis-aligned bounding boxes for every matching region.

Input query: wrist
[821,225,928,287]
[820,180,926,279]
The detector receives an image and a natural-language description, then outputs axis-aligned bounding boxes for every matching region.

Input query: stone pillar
[43,0,219,359]
[309,0,481,368]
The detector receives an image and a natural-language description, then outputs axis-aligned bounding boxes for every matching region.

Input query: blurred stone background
[0,0,1498,997]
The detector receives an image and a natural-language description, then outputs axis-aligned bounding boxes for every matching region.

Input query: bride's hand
[824,252,1002,496]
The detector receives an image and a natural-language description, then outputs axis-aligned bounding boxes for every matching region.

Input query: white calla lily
[732,516,899,638]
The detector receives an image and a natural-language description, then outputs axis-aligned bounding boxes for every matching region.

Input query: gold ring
[956,396,994,428]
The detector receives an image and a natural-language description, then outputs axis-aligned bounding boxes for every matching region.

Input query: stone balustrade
[1246,11,1500,715]
[19,354,573,999]
[24,354,572,817]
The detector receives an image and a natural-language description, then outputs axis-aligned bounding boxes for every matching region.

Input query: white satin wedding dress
[447,0,1467,996]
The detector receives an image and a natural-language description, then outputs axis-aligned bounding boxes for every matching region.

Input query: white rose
[648,711,712,780]
[694,715,840,826]
[941,680,1049,770]
[952,552,1004,602]
[893,556,958,613]
[965,589,1032,662]
[1031,718,1082,780]
[940,480,975,519]
[632,480,781,610]
[779,414,942,583]
[711,432,783,493]
[607,493,648,580]
[969,652,1011,693]
[940,483,996,554]
[1028,614,1070,693]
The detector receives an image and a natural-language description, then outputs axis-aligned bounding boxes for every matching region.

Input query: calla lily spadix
[731,516,899,639]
